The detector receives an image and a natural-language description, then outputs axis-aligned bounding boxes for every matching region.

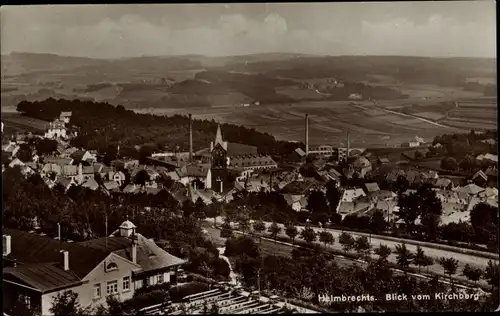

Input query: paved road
[207,217,497,285]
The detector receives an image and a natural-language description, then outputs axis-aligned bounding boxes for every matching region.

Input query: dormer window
[106,262,118,272]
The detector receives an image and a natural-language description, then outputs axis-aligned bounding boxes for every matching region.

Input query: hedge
[169,282,210,303]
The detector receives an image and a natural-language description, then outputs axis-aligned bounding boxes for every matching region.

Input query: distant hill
[1,52,495,109]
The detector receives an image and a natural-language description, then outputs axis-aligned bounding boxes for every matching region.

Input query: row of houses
[3,220,186,316]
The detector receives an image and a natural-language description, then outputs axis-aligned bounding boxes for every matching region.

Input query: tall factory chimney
[346,131,350,162]
[305,114,309,156]
[189,114,193,161]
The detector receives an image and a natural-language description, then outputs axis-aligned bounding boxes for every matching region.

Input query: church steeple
[215,124,223,146]
[210,124,228,152]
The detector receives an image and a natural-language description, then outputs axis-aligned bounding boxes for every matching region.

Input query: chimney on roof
[189,114,193,161]
[3,235,11,256]
[131,232,138,264]
[305,114,309,156]
[60,250,69,271]
[78,163,83,182]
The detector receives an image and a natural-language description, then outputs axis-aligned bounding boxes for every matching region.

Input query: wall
[41,284,83,316]
[78,253,141,310]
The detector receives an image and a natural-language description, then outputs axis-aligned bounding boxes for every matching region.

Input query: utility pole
[257,269,261,299]
[57,222,61,241]
[105,214,108,251]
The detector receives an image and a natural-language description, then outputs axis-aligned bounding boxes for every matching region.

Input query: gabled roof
[3,229,110,280]
[281,180,318,194]
[294,148,306,157]
[185,164,210,178]
[145,187,161,195]
[227,142,258,157]
[57,177,73,189]
[44,157,73,165]
[434,178,452,188]
[473,170,488,181]
[364,183,380,193]
[455,183,485,195]
[165,171,180,181]
[3,262,82,293]
[70,150,88,162]
[82,166,95,175]
[93,163,104,173]
[62,165,78,176]
[108,170,126,179]
[123,184,140,194]
[60,111,72,118]
[80,234,186,273]
[103,181,120,191]
[81,178,99,190]
[479,187,498,198]
[341,188,367,202]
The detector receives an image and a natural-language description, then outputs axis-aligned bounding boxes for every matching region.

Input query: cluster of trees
[461,81,497,97]
[440,155,495,173]
[11,137,59,163]
[431,130,498,161]
[225,235,498,312]
[396,183,443,241]
[324,81,404,100]
[15,99,301,156]
[219,180,343,227]
[3,167,228,281]
[194,70,297,105]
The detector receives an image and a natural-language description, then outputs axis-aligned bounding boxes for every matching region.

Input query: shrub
[169,282,210,303]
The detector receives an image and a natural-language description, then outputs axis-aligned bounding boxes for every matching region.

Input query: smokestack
[57,222,61,241]
[60,250,69,271]
[3,235,11,256]
[189,114,193,161]
[347,131,350,162]
[305,114,309,156]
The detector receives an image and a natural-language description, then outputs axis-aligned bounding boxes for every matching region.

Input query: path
[206,218,498,277]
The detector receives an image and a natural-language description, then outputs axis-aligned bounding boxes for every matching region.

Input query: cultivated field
[135,100,469,147]
[1,112,49,134]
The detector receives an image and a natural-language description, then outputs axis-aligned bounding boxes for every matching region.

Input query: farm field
[1,112,49,134]
[135,100,468,147]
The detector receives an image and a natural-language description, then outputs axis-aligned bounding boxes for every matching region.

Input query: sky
[0,2,496,59]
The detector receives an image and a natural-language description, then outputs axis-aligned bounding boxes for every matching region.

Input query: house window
[106,280,118,295]
[123,276,131,292]
[106,262,118,271]
[157,274,164,284]
[94,283,101,298]
[20,294,31,308]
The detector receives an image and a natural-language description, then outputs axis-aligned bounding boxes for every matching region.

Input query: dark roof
[70,150,87,161]
[80,235,186,273]
[227,142,258,157]
[4,263,82,293]
[79,236,132,252]
[3,229,110,280]
[230,155,276,168]
[281,180,318,194]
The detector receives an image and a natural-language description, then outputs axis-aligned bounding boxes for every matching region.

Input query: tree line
[15,98,301,157]
[221,235,499,313]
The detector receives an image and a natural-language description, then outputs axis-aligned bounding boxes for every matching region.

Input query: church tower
[210,124,228,169]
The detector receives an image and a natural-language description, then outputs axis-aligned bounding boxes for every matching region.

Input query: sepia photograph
[1,2,498,314]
